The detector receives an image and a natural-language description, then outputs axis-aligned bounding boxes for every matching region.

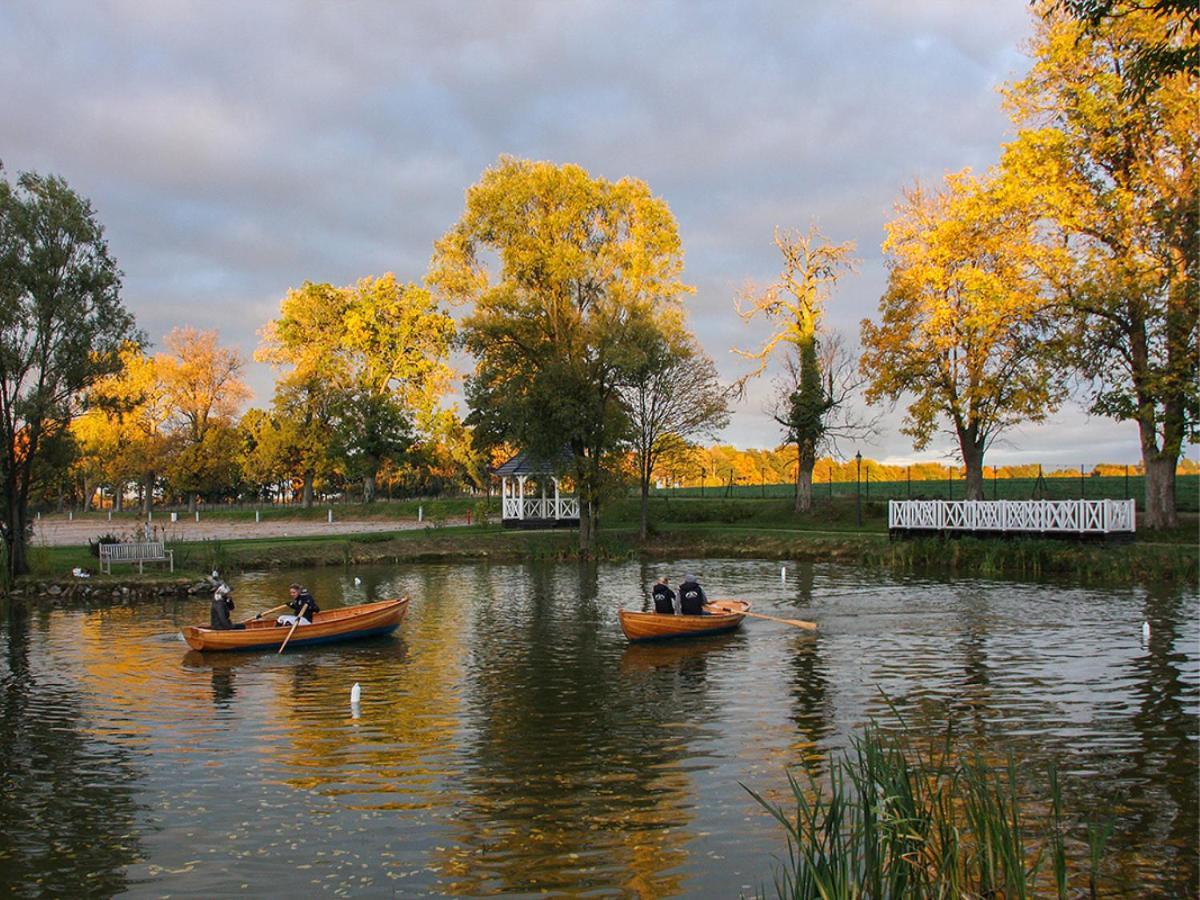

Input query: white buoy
[781,566,787,580]
[1142,621,1151,644]
[354,577,362,586]
[350,682,361,703]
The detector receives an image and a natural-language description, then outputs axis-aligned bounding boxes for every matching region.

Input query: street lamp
[855,451,862,527]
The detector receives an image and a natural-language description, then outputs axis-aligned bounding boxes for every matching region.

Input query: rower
[678,574,708,616]
[277,583,319,626]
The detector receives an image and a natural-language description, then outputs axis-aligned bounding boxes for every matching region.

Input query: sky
[1,0,1184,469]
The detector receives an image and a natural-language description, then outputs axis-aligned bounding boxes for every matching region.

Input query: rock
[46,585,62,596]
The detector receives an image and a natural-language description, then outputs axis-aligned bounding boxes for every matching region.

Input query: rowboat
[618,599,750,642]
[181,597,409,651]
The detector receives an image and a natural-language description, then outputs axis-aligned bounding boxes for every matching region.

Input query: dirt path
[30,513,468,547]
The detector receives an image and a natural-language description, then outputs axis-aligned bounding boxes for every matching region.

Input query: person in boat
[277,583,319,626]
[210,583,245,631]
[678,574,708,616]
[652,576,676,614]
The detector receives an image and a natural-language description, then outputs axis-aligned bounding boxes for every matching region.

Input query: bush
[87,533,122,558]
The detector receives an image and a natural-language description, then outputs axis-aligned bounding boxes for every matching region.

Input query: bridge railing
[888,499,1136,534]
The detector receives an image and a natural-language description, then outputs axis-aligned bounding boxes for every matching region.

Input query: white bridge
[888,499,1136,535]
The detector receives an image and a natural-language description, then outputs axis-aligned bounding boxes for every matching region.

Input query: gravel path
[30,513,467,547]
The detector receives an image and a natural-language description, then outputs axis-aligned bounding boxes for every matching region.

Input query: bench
[98,541,174,574]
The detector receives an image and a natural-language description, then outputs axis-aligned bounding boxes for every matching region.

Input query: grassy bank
[15,498,1197,589]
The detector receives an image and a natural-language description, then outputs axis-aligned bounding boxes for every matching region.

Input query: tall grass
[747,722,1110,899]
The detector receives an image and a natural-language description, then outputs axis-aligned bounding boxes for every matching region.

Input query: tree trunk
[363,471,377,504]
[794,442,815,513]
[187,494,196,514]
[639,478,650,540]
[114,485,123,513]
[959,433,986,501]
[141,471,155,516]
[1143,453,1178,529]
[301,470,314,509]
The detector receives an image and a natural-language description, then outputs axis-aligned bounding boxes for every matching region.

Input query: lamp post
[855,451,862,527]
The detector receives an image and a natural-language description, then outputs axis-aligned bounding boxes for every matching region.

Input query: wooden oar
[241,603,288,624]
[740,609,818,631]
[277,602,310,654]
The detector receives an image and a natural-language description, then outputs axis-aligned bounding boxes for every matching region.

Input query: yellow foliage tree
[860,171,1068,499]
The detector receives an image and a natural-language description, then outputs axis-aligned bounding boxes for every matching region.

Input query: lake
[1,559,1196,896]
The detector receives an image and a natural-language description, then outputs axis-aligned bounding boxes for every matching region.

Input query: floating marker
[350,682,361,703]
[781,566,787,580]
[1142,621,1151,643]
[354,577,362,586]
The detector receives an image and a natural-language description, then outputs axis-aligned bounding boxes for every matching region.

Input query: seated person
[678,574,708,616]
[210,584,245,631]
[652,576,676,614]
[277,583,320,626]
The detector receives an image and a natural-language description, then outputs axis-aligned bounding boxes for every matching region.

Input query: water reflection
[0,601,143,896]
[0,560,1194,897]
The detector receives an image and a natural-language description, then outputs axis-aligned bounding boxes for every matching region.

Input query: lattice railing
[888,499,1136,534]
[501,497,581,520]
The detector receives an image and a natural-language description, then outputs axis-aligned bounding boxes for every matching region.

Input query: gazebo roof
[492,449,573,477]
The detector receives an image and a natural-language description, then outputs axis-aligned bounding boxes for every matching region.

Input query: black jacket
[678,580,707,615]
[652,584,676,614]
[210,595,244,630]
[289,589,319,619]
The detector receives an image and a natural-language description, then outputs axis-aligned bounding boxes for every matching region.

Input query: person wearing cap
[209,583,245,631]
[652,576,676,614]
[276,583,319,626]
[678,574,708,616]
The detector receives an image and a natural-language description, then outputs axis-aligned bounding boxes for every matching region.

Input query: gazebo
[493,450,580,529]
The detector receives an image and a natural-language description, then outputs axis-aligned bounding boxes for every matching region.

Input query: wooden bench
[98,541,174,574]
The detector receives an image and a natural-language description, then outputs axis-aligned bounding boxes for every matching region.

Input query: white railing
[888,499,1136,534]
[501,497,581,520]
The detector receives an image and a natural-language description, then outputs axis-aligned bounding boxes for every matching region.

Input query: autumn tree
[860,173,1067,499]
[621,329,729,538]
[158,327,250,511]
[72,343,170,512]
[429,157,690,554]
[0,168,139,576]
[1003,5,1198,526]
[258,275,453,504]
[736,226,860,512]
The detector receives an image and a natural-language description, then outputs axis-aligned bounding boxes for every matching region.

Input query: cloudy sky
[2,0,1178,468]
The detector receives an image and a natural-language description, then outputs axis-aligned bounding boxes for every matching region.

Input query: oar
[740,609,818,631]
[277,602,309,654]
[241,603,288,624]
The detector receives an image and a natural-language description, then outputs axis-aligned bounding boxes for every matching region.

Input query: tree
[428,157,690,554]
[1040,0,1199,94]
[158,327,250,511]
[736,226,860,511]
[1003,7,1198,527]
[258,275,453,504]
[621,330,728,538]
[0,168,139,577]
[860,173,1068,500]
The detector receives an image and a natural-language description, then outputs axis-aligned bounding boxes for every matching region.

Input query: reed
[747,723,1108,899]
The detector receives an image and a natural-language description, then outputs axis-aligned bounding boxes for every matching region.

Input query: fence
[650,466,1200,512]
[888,499,1137,535]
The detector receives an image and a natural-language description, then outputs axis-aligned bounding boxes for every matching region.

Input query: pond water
[0,559,1196,897]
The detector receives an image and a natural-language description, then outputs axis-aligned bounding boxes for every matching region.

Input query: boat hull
[181,597,409,652]
[619,599,749,642]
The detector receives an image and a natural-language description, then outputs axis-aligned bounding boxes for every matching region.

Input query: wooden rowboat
[181,597,409,652]
[619,599,750,642]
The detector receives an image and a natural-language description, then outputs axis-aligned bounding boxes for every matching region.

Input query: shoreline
[6,521,1196,599]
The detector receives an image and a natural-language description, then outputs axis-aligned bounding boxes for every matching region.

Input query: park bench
[98,541,174,574]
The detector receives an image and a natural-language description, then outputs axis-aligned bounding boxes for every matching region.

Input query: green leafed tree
[0,168,140,577]
[429,157,690,553]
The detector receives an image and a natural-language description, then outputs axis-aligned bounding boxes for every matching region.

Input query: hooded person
[678,574,708,616]
[210,583,245,630]
[652,576,676,614]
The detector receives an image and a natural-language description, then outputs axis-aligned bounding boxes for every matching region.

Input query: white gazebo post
[517,475,527,520]
[553,477,561,519]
